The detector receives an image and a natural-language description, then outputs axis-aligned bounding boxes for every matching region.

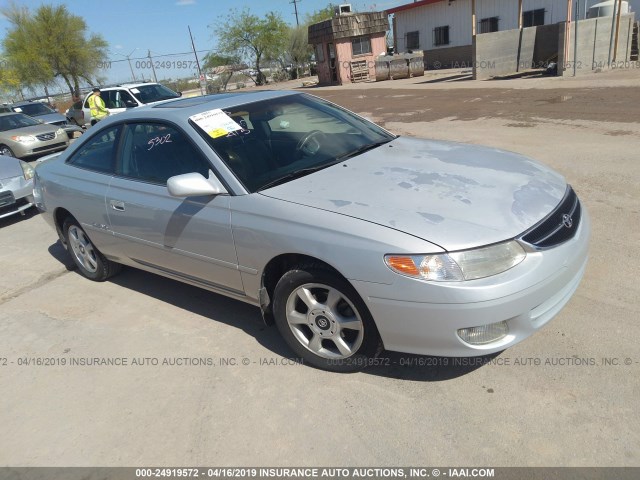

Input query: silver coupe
[34,91,589,371]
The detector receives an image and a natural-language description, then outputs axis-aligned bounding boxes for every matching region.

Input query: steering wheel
[295,130,326,158]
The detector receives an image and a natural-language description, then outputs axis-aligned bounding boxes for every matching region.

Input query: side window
[67,125,120,174]
[101,91,116,109]
[118,122,211,185]
[119,91,137,108]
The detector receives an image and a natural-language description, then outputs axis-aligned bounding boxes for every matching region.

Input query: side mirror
[167,172,227,197]
[124,100,137,108]
[177,92,183,97]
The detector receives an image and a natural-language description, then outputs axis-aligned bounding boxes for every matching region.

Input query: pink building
[308,10,389,85]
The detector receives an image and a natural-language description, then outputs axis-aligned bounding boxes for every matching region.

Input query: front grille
[521,186,581,249]
[36,132,56,141]
[33,142,66,153]
[0,190,16,208]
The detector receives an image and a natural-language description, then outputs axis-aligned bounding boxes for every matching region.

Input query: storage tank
[588,1,630,18]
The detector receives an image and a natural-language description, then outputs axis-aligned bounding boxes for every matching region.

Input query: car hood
[261,137,567,251]
[0,155,22,179]
[0,124,60,137]
[31,112,66,124]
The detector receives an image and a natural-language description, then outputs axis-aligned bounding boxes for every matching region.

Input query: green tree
[304,4,336,25]
[1,3,108,98]
[202,53,242,91]
[214,9,289,86]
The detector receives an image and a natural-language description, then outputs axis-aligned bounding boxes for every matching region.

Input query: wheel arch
[53,207,76,247]
[260,253,351,326]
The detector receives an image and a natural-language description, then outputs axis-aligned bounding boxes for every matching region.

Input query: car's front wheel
[273,267,381,372]
[63,218,120,281]
[0,145,15,157]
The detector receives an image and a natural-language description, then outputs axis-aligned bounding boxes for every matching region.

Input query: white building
[387,0,638,68]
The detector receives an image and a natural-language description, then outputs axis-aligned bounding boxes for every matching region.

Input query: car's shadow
[49,240,497,381]
[0,206,39,228]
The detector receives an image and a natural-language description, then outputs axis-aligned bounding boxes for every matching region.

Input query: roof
[386,0,444,15]
[92,90,301,126]
[308,11,389,44]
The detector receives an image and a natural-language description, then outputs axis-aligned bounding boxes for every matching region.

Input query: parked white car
[80,83,181,127]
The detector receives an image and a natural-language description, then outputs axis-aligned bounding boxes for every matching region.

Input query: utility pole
[148,50,158,83]
[608,0,619,66]
[613,0,623,62]
[188,26,205,96]
[573,0,579,76]
[114,48,138,82]
[290,0,301,26]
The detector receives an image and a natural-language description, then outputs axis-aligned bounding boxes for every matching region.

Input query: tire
[0,145,15,157]
[272,267,381,372]
[63,217,120,281]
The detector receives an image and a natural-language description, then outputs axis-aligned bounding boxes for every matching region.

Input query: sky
[0,0,407,91]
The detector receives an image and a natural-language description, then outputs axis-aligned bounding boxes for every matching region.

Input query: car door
[105,121,244,293]
[62,125,121,253]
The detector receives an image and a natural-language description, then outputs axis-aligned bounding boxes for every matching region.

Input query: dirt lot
[1,70,639,468]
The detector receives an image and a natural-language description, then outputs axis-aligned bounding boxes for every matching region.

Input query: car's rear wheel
[273,267,381,372]
[63,218,120,281]
[0,145,15,157]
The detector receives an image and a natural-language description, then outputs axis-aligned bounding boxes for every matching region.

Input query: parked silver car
[34,91,589,371]
[0,154,35,220]
[0,113,70,159]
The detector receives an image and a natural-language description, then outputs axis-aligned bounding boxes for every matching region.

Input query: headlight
[11,135,37,143]
[20,160,35,180]
[56,128,65,136]
[385,240,526,282]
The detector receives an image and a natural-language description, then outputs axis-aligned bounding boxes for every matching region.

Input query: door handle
[110,200,125,211]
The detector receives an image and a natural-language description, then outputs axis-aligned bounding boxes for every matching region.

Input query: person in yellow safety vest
[88,87,109,125]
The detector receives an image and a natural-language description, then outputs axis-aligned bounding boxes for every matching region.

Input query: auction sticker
[190,109,242,138]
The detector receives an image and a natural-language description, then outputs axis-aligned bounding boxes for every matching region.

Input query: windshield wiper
[258,162,339,191]
[336,139,393,162]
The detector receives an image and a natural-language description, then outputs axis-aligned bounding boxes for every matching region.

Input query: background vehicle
[33,91,589,372]
[81,83,181,126]
[0,112,69,159]
[4,101,82,139]
[65,100,86,128]
[0,154,35,220]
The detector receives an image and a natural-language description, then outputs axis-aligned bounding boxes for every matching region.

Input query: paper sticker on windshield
[189,109,242,139]
[130,88,140,94]
[13,107,22,112]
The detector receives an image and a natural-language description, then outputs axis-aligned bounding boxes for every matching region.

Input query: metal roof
[386,0,445,15]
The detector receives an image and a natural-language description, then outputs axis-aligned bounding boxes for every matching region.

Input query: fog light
[457,321,509,345]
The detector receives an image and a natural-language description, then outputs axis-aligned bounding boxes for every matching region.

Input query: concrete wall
[424,45,473,69]
[558,13,635,75]
[473,26,537,79]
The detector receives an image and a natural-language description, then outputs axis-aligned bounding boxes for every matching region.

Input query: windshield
[0,113,41,131]
[194,94,395,192]
[130,84,180,104]
[12,103,56,116]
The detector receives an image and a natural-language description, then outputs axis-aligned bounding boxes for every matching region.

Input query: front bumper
[12,138,69,159]
[352,209,591,357]
[0,176,34,219]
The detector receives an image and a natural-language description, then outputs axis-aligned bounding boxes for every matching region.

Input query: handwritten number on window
[147,134,172,150]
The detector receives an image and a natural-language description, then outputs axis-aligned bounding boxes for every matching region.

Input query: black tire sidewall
[273,268,381,372]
